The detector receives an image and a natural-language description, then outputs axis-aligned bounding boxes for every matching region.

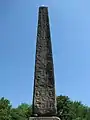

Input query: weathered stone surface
[30,117,60,120]
[32,6,57,116]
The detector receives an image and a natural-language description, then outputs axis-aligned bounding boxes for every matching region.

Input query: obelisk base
[29,117,60,120]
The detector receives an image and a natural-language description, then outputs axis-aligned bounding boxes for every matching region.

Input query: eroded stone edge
[29,117,60,120]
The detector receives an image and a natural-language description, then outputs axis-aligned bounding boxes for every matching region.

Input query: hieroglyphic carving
[36,91,40,97]
[32,7,57,116]
[48,90,53,97]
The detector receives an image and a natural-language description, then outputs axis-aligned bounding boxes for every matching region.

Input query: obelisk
[30,6,60,120]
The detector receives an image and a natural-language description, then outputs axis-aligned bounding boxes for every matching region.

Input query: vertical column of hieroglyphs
[32,7,57,116]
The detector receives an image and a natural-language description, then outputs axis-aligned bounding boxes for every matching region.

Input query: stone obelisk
[30,6,60,120]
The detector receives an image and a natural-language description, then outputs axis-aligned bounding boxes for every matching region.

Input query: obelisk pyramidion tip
[40,5,48,8]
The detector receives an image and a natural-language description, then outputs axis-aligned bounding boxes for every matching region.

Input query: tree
[70,101,88,119]
[11,103,32,120]
[0,95,90,120]
[0,97,12,120]
[57,95,74,120]
[56,95,89,120]
[17,103,32,118]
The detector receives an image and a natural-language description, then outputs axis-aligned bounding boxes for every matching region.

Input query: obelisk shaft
[32,7,57,117]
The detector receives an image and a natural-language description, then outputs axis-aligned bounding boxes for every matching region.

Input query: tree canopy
[0,95,90,120]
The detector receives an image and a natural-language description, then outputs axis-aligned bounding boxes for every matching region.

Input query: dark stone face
[32,7,57,117]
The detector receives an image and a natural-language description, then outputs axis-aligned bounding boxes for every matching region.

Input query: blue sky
[0,0,90,107]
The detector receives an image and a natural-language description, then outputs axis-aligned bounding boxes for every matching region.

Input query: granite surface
[32,7,57,116]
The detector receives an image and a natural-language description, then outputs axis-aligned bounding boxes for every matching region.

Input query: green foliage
[57,95,74,120]
[10,103,32,120]
[0,95,90,120]
[0,98,32,120]
[0,97,12,120]
[17,103,32,118]
[57,95,89,120]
